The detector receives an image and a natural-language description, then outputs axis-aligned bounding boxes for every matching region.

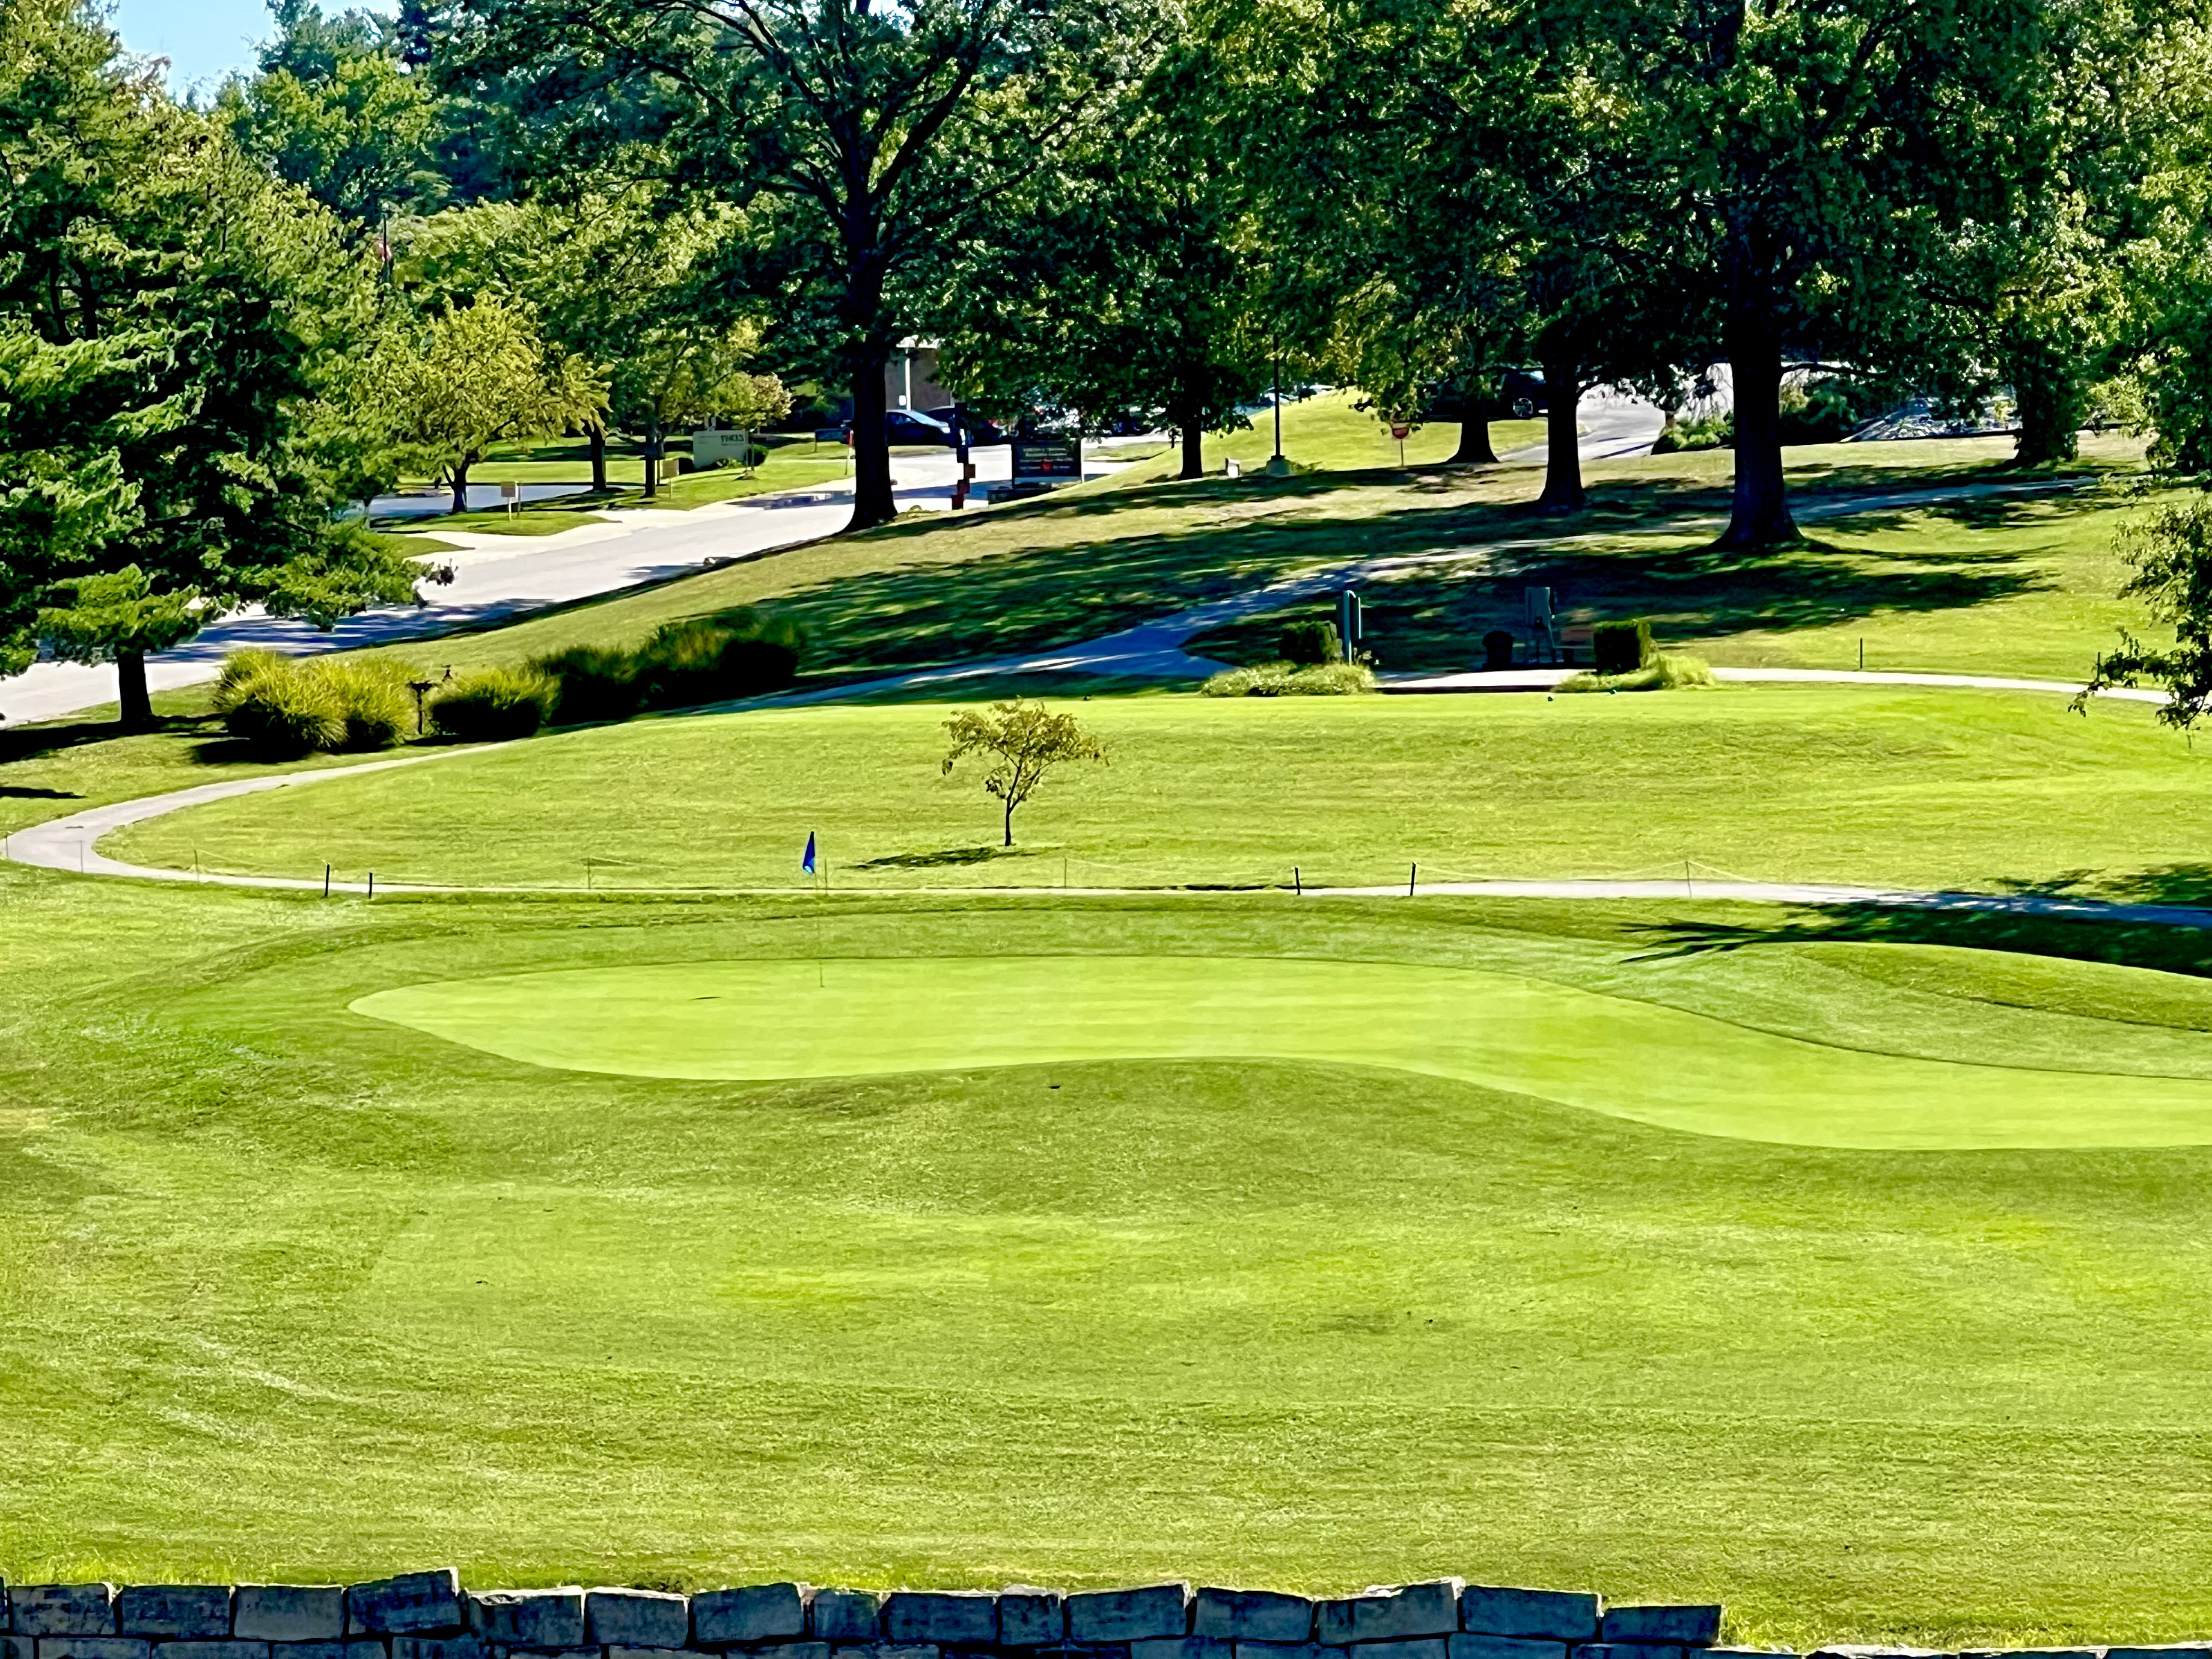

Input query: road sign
[1011,435,1081,484]
[1389,422,1410,440]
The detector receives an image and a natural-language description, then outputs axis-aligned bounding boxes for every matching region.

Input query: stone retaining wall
[0,1574,2195,1659]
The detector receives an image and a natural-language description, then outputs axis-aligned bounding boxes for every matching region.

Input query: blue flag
[802,832,817,875]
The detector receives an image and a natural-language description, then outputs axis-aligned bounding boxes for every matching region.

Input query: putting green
[352,953,2212,1149]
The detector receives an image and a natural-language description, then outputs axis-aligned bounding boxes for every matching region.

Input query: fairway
[106,685,2212,897]
[359,953,2212,1149]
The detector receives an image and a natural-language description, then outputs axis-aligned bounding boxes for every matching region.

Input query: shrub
[224,663,347,757]
[1279,619,1342,665]
[1202,661,1377,697]
[533,644,642,726]
[320,658,421,751]
[1592,619,1653,674]
[429,667,555,742]
[631,608,803,709]
[212,648,287,715]
[1558,651,1716,694]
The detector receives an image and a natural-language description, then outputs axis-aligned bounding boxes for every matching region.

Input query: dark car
[1422,370,1549,424]
[846,409,955,447]
[924,407,1007,445]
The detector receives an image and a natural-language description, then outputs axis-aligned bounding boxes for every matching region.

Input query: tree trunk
[450,458,471,516]
[1450,412,1499,464]
[1714,287,1800,549]
[2011,340,2082,466]
[117,646,152,730]
[1003,796,1015,847]
[588,424,608,492]
[847,343,896,529]
[642,418,661,500]
[1536,351,1584,513]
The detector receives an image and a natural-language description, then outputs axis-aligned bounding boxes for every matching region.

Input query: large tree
[1646,0,2050,548]
[935,22,1268,480]
[0,0,421,726]
[434,0,1146,531]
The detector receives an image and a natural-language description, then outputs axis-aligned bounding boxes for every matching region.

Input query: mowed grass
[8,877,2212,1643]
[109,686,2212,900]
[356,952,2212,1148]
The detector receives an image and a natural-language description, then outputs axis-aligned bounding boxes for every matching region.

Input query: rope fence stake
[367,870,375,900]
[323,863,331,898]
[1294,865,1301,895]
[1408,862,1417,896]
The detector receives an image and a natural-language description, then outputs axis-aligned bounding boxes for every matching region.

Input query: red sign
[1389,423,1411,441]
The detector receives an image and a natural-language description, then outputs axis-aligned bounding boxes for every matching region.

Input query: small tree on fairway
[941,699,1105,847]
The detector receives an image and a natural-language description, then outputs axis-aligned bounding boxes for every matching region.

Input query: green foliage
[368,293,609,510]
[221,661,348,758]
[1592,619,1653,675]
[428,665,555,742]
[1201,661,1378,697]
[1278,619,1342,665]
[215,649,424,756]
[531,644,642,726]
[630,610,804,710]
[2082,491,2212,724]
[1557,652,1716,693]
[941,697,1108,845]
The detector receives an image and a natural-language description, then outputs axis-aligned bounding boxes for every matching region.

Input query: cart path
[4,687,2200,932]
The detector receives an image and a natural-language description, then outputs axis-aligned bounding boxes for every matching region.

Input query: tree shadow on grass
[854,846,1039,869]
[1631,900,2212,980]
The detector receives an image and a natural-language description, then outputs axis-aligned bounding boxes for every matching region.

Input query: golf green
[353,953,2212,1150]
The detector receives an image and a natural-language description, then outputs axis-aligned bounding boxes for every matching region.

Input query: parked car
[843,409,956,447]
[1421,370,1549,424]
[924,407,1007,445]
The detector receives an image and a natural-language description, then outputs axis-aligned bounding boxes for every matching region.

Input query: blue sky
[111,0,350,93]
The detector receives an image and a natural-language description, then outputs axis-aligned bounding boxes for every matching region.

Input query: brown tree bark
[117,646,152,730]
[642,417,661,500]
[449,458,471,516]
[1450,415,1499,464]
[846,343,896,528]
[1536,352,1584,513]
[588,424,608,492]
[2009,341,2082,466]
[1714,283,1800,549]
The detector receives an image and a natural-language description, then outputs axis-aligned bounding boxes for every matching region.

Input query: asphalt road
[0,444,1025,727]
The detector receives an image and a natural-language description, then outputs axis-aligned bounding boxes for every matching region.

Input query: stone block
[750,1643,831,1659]
[1809,1648,1939,1659]
[994,1594,1061,1649]
[830,1647,939,1659]
[151,1643,267,1659]
[1068,1587,1191,1644]
[694,1587,808,1648]
[1233,1644,1330,1659]
[16,1590,118,1638]
[2107,1649,2212,1659]
[388,1636,484,1659]
[1194,1595,1313,1646]
[1343,1586,1463,1645]
[266,1642,384,1659]
[1134,1639,1232,1659]
[809,1596,880,1645]
[1961,1651,2101,1659]
[1349,1643,1447,1659]
[1459,1590,1600,1645]
[585,1593,688,1651]
[1575,1643,1683,1659]
[348,1577,464,1639]
[468,1595,583,1652]
[120,1593,234,1642]
[882,1597,994,1648]
[1600,1612,1721,1649]
[1450,1637,1566,1659]
[237,1593,348,1644]
[5,1637,28,1659]
[35,1642,146,1659]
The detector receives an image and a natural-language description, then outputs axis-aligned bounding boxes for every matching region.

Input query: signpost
[1010,433,1081,486]
[500,479,519,518]
[1389,421,1410,466]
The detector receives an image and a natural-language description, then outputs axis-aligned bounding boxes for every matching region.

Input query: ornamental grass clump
[1558,652,1716,693]
[532,644,643,726]
[1202,661,1378,697]
[215,650,427,757]
[428,667,557,742]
